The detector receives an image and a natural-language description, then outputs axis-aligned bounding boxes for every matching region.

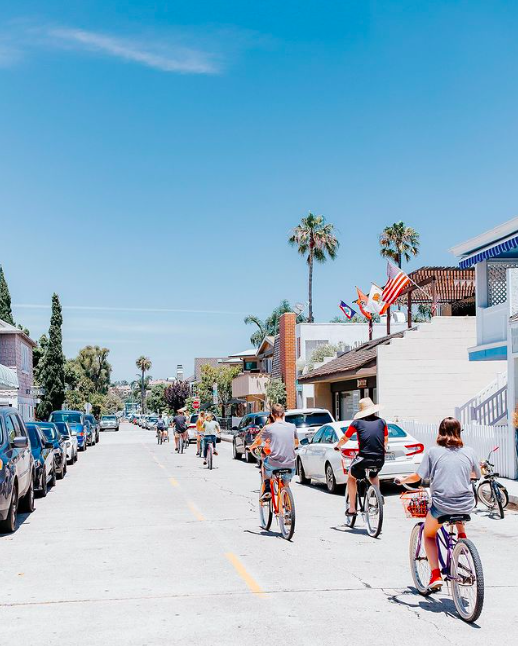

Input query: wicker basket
[400,491,430,518]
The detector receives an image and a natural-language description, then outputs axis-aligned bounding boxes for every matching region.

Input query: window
[323,428,337,444]
[21,343,31,373]
[285,412,334,428]
[239,416,250,429]
[487,261,518,307]
[26,424,41,447]
[244,361,258,371]
[5,415,17,443]
[0,417,4,444]
[311,427,327,444]
[305,340,328,359]
[50,412,82,424]
[39,424,57,441]
[387,424,407,438]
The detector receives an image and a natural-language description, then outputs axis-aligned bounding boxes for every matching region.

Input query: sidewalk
[501,477,518,508]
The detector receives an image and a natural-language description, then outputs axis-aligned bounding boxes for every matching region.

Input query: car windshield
[102,416,117,421]
[285,412,333,428]
[340,423,408,441]
[54,422,70,436]
[26,424,41,447]
[50,412,82,424]
[190,415,199,424]
[149,417,158,422]
[39,425,57,441]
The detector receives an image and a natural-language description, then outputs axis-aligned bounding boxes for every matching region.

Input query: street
[2,423,517,645]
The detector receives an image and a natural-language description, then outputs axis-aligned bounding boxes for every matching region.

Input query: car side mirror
[300,437,309,446]
[44,441,54,449]
[13,436,29,449]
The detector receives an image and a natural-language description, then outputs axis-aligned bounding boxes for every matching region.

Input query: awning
[459,234,518,269]
[0,363,18,390]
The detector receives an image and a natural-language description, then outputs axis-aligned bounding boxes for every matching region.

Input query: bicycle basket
[400,491,430,518]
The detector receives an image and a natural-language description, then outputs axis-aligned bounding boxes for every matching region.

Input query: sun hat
[353,397,381,420]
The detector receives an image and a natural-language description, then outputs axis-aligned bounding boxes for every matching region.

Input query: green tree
[135,356,152,413]
[33,334,48,385]
[198,364,241,414]
[289,213,339,323]
[245,300,307,347]
[379,221,420,268]
[147,383,167,414]
[37,293,65,419]
[265,378,287,407]
[75,346,112,394]
[0,265,15,325]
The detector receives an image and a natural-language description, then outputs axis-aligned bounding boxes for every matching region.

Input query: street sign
[193,399,200,410]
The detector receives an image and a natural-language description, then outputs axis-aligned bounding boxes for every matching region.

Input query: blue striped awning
[459,234,518,269]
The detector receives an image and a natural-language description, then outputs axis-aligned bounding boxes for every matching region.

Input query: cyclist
[201,412,220,465]
[156,415,166,441]
[249,403,298,501]
[334,397,388,517]
[396,417,481,591]
[173,408,189,452]
[196,411,206,457]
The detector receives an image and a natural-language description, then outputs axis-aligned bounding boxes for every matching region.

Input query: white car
[53,421,79,464]
[296,420,424,494]
[186,414,199,443]
[284,408,335,442]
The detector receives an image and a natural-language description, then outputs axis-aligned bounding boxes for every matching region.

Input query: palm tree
[244,300,307,347]
[379,221,420,268]
[135,356,152,413]
[243,314,267,348]
[289,213,339,323]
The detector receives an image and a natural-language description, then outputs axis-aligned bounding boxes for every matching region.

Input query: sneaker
[203,461,207,465]
[214,451,218,455]
[428,571,443,591]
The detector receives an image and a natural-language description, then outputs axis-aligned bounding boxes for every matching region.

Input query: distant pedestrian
[173,408,188,452]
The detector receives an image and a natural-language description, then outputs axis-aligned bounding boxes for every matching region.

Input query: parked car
[49,410,89,452]
[100,415,119,432]
[296,420,425,494]
[26,422,56,497]
[187,414,199,442]
[53,421,78,464]
[85,414,100,442]
[232,412,269,463]
[0,406,35,532]
[146,415,159,430]
[284,408,335,442]
[37,422,67,480]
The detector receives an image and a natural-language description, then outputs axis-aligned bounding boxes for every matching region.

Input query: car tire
[232,440,242,460]
[325,462,338,494]
[49,468,56,488]
[297,458,310,485]
[20,477,35,513]
[0,483,18,533]
[57,462,65,480]
[38,469,48,498]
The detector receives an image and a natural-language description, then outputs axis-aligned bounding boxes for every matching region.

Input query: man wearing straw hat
[334,397,389,517]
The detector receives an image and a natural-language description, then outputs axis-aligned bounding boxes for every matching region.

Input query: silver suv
[100,415,119,432]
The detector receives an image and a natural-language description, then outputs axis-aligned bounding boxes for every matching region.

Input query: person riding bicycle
[334,397,388,517]
[173,408,189,452]
[249,403,298,501]
[156,415,166,440]
[196,411,206,457]
[396,417,481,591]
[201,412,220,465]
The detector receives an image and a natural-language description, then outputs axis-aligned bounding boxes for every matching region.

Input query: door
[237,416,250,452]
[303,426,327,477]
[339,391,361,421]
[311,426,336,480]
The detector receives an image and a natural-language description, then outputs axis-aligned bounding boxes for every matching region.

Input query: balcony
[232,373,269,399]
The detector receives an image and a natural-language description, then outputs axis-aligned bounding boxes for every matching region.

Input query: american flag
[382,262,411,307]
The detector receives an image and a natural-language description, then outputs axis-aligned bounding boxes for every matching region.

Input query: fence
[399,420,517,479]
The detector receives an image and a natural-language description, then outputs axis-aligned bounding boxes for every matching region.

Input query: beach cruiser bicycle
[255,449,295,540]
[400,483,484,623]
[203,436,217,470]
[157,427,169,445]
[473,446,509,519]
[341,450,384,538]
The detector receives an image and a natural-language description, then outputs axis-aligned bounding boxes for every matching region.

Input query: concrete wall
[378,317,504,423]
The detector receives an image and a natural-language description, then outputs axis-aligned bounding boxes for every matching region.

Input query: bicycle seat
[272,468,292,475]
[440,514,471,524]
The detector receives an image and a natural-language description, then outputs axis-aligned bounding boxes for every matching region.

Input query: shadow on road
[387,588,481,628]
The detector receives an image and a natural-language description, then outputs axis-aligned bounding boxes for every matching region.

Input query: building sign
[357,379,367,388]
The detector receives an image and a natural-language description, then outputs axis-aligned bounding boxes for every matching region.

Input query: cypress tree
[0,265,15,325]
[37,294,65,419]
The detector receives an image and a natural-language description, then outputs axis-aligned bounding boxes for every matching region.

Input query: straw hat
[353,397,381,420]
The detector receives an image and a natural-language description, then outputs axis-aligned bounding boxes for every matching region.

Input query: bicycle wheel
[344,491,356,528]
[259,494,273,530]
[179,436,184,454]
[157,433,161,445]
[409,522,432,596]
[493,481,505,519]
[451,539,484,623]
[364,485,383,538]
[278,486,295,540]
[477,481,508,513]
[207,443,213,470]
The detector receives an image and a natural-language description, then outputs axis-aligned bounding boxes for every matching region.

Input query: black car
[85,414,100,442]
[26,422,56,497]
[37,422,67,480]
[232,412,269,463]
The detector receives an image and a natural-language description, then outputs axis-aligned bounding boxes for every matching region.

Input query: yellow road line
[225,553,265,597]
[169,477,179,487]
[188,501,205,521]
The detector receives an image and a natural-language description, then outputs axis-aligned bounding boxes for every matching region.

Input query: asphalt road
[2,423,517,645]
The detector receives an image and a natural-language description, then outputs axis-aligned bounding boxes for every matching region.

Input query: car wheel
[325,462,338,494]
[38,469,48,498]
[0,483,18,533]
[232,440,242,460]
[20,477,35,513]
[57,462,65,480]
[297,458,310,485]
[49,468,56,488]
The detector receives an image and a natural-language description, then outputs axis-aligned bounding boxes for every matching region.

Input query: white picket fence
[399,420,517,479]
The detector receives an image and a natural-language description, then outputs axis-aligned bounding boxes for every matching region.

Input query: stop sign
[193,399,200,410]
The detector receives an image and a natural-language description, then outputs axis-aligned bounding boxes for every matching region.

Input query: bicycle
[157,428,163,445]
[178,432,188,454]
[204,436,215,470]
[257,451,296,541]
[343,460,384,538]
[473,447,508,519]
[401,485,484,623]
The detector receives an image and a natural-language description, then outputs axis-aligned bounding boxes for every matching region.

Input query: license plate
[386,452,396,461]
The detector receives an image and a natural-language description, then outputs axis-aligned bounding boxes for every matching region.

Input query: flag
[339,301,356,320]
[365,283,384,315]
[381,262,411,312]
[355,287,372,320]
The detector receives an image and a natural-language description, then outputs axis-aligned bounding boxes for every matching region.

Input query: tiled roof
[400,267,475,304]
[299,331,407,383]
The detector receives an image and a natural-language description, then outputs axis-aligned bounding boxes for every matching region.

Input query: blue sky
[1,1,517,380]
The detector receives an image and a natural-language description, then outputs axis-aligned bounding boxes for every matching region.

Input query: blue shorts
[263,457,295,482]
